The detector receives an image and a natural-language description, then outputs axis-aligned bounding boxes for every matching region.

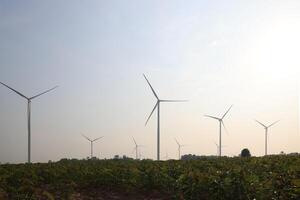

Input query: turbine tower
[0,82,58,163]
[255,120,279,156]
[204,105,233,157]
[132,137,144,159]
[143,74,187,161]
[82,134,103,158]
[175,138,186,160]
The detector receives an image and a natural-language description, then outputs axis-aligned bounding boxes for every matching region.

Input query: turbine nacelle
[143,74,188,126]
[132,137,145,148]
[174,138,187,148]
[0,82,58,101]
[82,134,103,143]
[255,119,280,130]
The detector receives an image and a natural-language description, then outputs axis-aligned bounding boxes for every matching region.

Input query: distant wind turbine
[82,134,103,158]
[175,138,186,160]
[205,105,233,157]
[132,137,144,159]
[143,74,187,160]
[255,119,280,156]
[214,142,226,156]
[0,82,58,163]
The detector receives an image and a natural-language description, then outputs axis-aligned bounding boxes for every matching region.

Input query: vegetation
[181,154,215,160]
[241,148,251,157]
[1,155,300,199]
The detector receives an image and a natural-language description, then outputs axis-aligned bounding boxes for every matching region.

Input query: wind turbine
[214,142,219,155]
[174,138,186,160]
[204,105,233,157]
[82,134,103,158]
[255,119,280,156]
[143,74,187,161]
[214,142,226,156]
[132,137,144,160]
[0,82,58,163]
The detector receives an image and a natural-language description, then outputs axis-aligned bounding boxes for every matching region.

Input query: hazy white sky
[0,1,299,163]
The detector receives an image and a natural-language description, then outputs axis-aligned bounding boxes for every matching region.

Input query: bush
[241,148,251,157]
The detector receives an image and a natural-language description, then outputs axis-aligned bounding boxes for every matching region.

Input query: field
[1,155,300,199]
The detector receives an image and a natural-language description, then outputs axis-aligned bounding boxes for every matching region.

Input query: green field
[1,155,300,199]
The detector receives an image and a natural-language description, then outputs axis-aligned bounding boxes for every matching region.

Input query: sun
[245,15,300,84]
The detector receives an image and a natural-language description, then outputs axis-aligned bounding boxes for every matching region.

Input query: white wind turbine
[214,142,226,156]
[204,105,233,157]
[255,119,280,156]
[132,137,144,160]
[143,74,187,161]
[0,82,58,163]
[174,138,186,160]
[82,134,103,158]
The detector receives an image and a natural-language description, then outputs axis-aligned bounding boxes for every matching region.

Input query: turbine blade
[93,136,103,142]
[255,119,267,128]
[132,137,137,145]
[174,138,180,146]
[214,142,218,147]
[160,100,188,102]
[30,86,58,100]
[145,102,158,126]
[143,74,159,100]
[82,134,92,142]
[222,121,229,135]
[268,120,280,128]
[204,115,220,120]
[0,81,28,99]
[222,105,233,119]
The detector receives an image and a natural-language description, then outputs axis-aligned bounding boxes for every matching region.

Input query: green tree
[241,148,251,157]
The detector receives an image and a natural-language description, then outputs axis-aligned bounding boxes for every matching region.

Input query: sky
[0,0,299,163]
